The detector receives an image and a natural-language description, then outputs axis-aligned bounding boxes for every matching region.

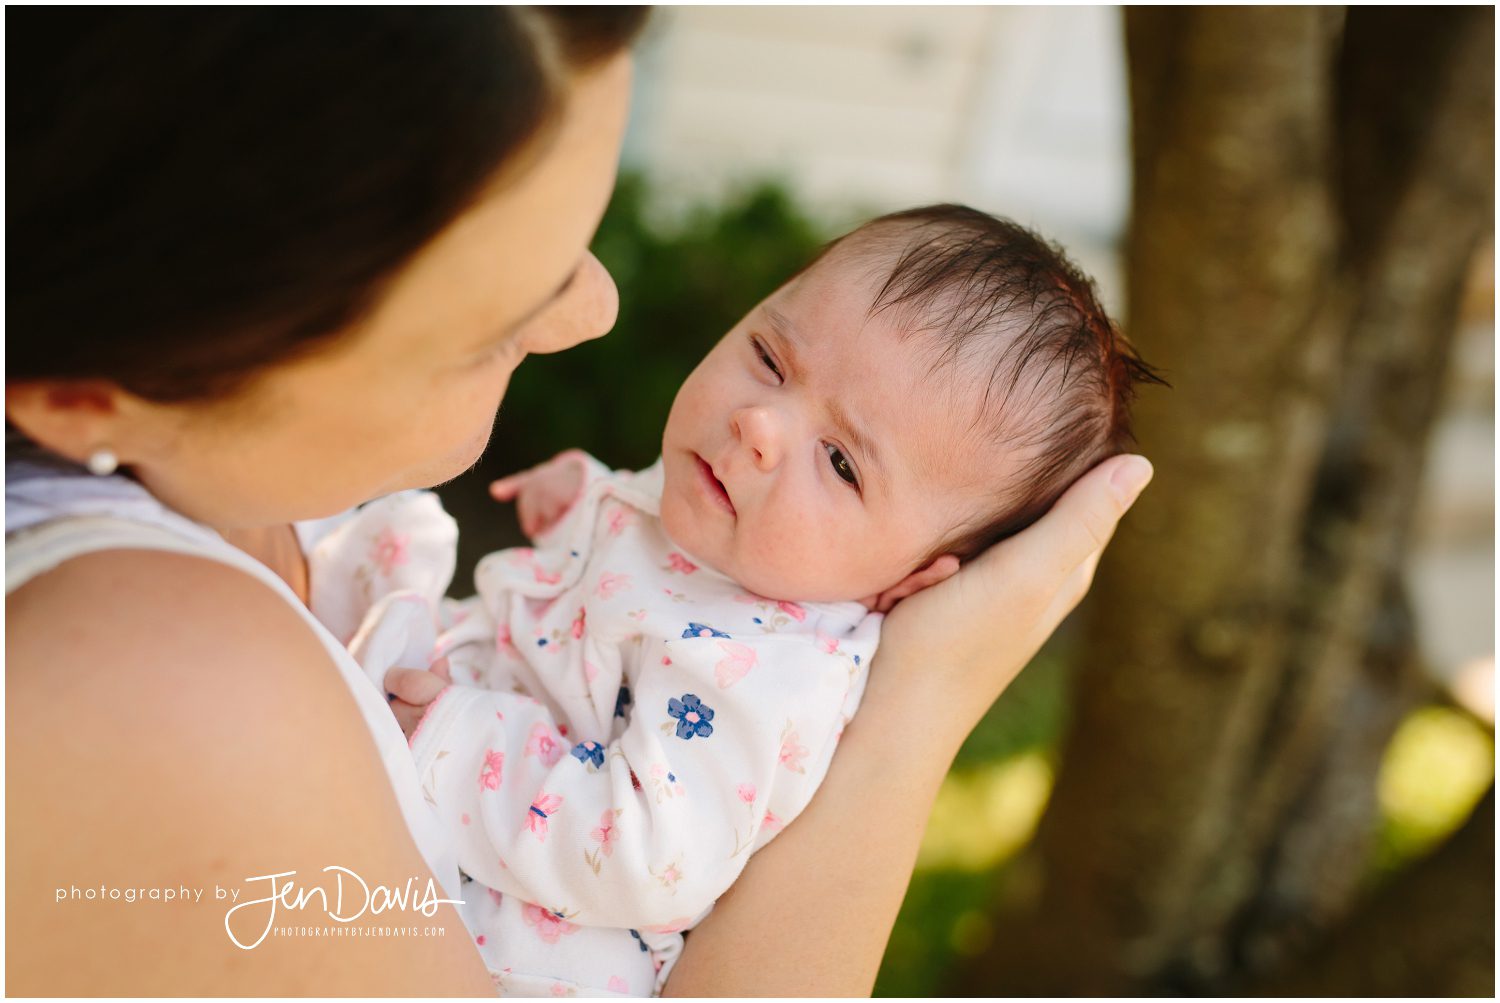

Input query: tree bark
[1256,790,1495,997]
[952,7,1493,995]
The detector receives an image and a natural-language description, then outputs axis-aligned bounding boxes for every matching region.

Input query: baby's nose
[732,407,783,471]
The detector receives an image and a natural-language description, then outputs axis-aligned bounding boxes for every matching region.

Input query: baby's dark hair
[831,204,1166,562]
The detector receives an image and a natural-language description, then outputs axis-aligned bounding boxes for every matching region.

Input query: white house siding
[624,5,1130,309]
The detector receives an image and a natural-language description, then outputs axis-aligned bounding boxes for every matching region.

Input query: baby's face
[659,250,1015,605]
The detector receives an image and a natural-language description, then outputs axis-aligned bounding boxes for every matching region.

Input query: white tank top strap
[5,515,226,593]
[5,471,462,900]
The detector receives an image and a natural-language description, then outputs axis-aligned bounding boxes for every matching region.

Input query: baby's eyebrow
[827,396,886,489]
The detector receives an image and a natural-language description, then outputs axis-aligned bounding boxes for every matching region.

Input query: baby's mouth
[693,453,737,517]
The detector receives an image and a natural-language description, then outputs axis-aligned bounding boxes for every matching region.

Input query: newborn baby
[308,204,1159,996]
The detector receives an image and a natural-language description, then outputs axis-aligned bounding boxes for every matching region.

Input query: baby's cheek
[738,516,837,597]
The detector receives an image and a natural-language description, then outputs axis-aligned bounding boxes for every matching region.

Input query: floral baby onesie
[323,456,881,996]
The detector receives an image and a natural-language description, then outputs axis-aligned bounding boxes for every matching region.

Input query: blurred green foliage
[875,640,1072,997]
[436,172,830,582]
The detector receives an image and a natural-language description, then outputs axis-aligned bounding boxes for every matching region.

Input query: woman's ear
[859,554,962,614]
[5,380,128,465]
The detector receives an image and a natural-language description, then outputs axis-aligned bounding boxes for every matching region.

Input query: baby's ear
[860,554,961,614]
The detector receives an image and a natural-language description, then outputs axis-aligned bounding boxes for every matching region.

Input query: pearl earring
[86,448,119,476]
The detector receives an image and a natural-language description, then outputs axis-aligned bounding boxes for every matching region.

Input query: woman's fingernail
[1110,455,1154,506]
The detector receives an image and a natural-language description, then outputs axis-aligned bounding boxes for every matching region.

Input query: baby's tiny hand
[488,450,588,538]
[385,658,452,740]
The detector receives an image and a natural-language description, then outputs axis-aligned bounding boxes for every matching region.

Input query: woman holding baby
[6,10,1151,996]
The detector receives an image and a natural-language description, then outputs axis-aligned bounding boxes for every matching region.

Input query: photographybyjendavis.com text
[54,865,464,950]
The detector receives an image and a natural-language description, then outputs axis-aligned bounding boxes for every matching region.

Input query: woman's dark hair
[7,8,648,402]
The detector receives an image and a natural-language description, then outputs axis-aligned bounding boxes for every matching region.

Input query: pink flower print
[776,600,807,622]
[534,564,562,586]
[649,762,684,796]
[479,750,504,791]
[590,810,617,857]
[370,526,410,576]
[476,934,486,946]
[779,731,808,772]
[488,887,503,906]
[522,902,578,943]
[737,783,757,804]
[584,659,599,682]
[550,984,569,997]
[606,506,635,536]
[525,722,563,766]
[461,813,471,826]
[714,640,757,688]
[571,607,587,639]
[642,917,693,935]
[607,976,629,994]
[596,571,632,598]
[654,860,683,890]
[665,552,698,575]
[815,631,840,655]
[762,810,784,833]
[526,792,564,840]
[495,622,517,654]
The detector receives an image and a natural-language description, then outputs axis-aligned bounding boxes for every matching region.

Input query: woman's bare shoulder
[5,548,494,994]
[8,546,358,742]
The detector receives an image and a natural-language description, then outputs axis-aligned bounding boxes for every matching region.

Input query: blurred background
[435,8,1495,995]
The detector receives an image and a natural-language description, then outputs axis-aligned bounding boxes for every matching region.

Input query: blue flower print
[681,622,731,640]
[571,740,605,769]
[629,929,648,953]
[667,693,715,740]
[615,685,632,719]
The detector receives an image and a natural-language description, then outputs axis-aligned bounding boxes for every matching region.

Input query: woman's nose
[731,406,784,470]
[521,251,620,355]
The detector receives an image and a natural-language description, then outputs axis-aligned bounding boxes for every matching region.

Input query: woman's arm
[663,454,1153,996]
[5,549,495,996]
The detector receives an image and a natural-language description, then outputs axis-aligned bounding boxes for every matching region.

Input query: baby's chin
[708,551,882,607]
[658,470,886,605]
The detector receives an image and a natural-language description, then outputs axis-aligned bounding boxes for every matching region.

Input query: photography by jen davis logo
[224,867,464,950]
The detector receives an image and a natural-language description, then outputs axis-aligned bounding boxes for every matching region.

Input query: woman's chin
[400,432,495,493]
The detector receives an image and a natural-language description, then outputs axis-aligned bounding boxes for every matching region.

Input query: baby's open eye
[824,443,858,488]
[751,337,782,381]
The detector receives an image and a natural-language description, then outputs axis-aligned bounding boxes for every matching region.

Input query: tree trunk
[952,7,1493,995]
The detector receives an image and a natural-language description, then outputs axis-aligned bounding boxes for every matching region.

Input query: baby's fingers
[390,698,430,739]
[385,666,448,707]
[489,473,528,502]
